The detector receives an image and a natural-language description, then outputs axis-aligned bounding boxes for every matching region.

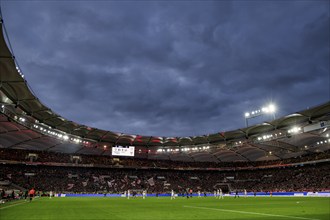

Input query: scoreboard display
[112,146,135,157]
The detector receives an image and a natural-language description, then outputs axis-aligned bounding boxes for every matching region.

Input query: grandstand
[0,5,329,220]
[0,0,330,186]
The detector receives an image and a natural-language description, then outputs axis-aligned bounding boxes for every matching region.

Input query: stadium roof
[0,18,329,162]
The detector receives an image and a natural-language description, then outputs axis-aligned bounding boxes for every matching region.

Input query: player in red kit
[28,188,35,202]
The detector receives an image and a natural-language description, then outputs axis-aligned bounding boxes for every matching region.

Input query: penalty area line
[183,205,320,220]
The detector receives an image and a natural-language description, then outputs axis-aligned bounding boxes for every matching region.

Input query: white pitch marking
[183,205,320,220]
[0,201,28,210]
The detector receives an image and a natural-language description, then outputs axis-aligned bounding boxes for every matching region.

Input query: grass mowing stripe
[1,197,328,220]
[183,205,321,220]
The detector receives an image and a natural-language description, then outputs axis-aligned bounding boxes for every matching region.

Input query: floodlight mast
[244,104,276,127]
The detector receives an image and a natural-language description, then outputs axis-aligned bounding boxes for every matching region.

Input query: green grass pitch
[1,196,329,220]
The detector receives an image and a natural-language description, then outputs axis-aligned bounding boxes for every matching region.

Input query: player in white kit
[142,190,146,199]
[171,190,175,200]
[219,189,224,199]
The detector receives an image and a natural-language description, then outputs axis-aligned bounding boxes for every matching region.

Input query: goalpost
[214,183,231,193]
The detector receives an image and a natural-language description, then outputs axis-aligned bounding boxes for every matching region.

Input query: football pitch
[1,196,329,220]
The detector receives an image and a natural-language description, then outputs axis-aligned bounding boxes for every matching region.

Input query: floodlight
[268,104,276,113]
[244,103,277,127]
[290,126,301,133]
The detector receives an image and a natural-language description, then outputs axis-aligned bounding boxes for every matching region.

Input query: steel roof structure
[0,17,329,162]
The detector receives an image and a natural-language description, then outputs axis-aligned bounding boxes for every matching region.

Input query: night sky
[1,1,329,137]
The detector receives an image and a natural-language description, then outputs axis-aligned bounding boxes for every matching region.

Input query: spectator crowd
[0,148,329,196]
[1,148,329,170]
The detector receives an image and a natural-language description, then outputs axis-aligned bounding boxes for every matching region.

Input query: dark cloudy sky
[1,1,329,137]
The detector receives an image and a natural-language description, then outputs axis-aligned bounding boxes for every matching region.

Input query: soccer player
[49,191,53,199]
[197,190,201,198]
[24,190,28,201]
[171,190,175,200]
[142,190,146,199]
[127,190,130,199]
[214,190,217,198]
[244,189,247,198]
[28,188,35,202]
[220,189,224,199]
[186,189,189,199]
[234,190,239,198]
[0,189,5,202]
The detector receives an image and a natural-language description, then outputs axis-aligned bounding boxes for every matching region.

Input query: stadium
[0,2,329,220]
